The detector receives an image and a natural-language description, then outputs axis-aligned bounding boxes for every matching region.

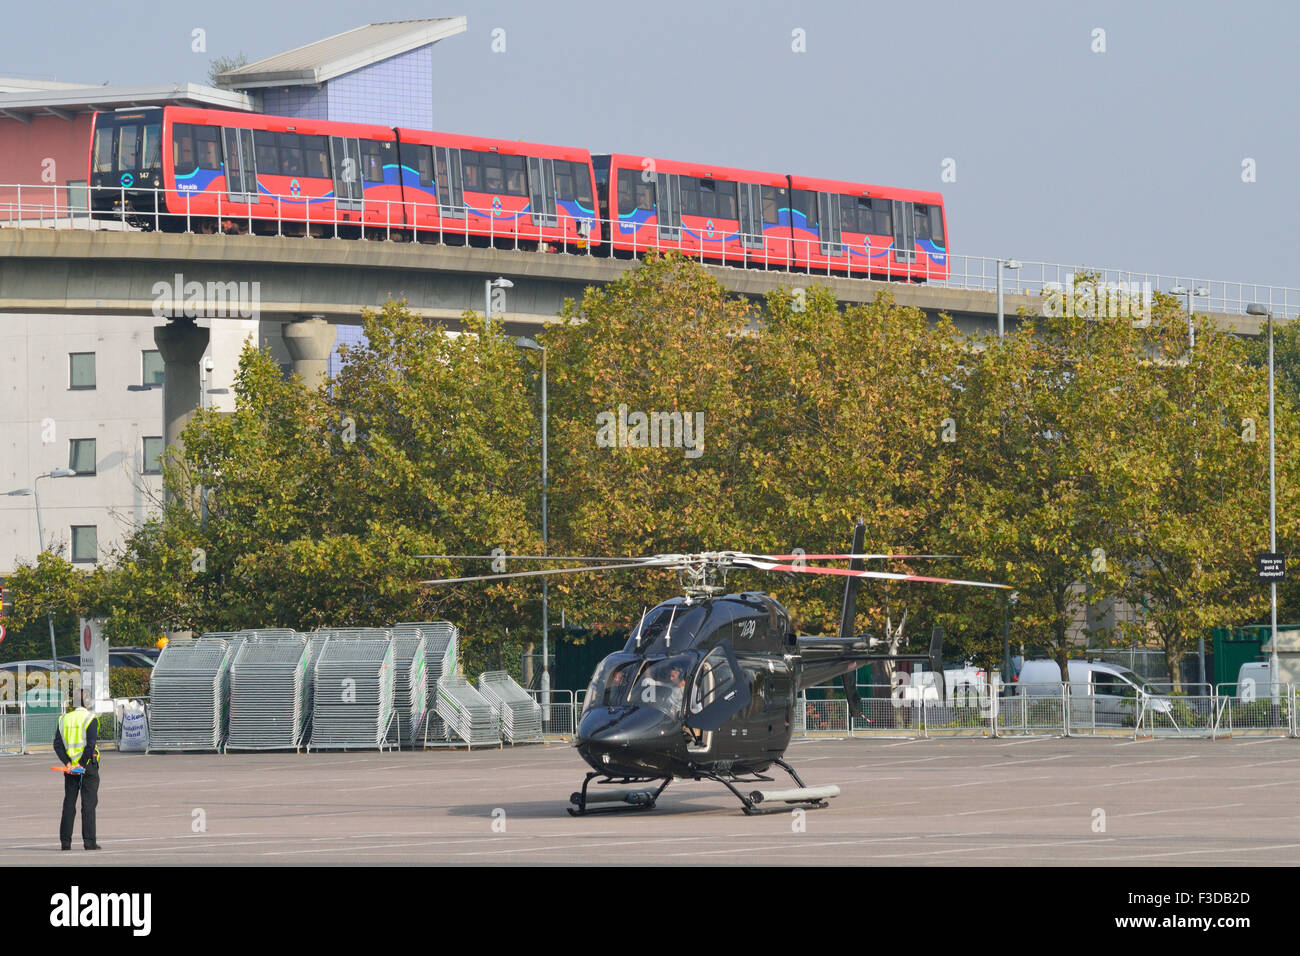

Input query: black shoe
[84,844,101,851]
[61,845,71,851]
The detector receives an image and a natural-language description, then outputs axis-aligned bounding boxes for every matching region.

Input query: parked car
[1017,659,1174,726]
[1236,661,1285,701]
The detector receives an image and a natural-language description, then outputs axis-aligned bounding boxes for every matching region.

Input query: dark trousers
[59,761,99,848]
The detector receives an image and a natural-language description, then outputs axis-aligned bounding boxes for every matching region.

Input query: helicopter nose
[576,705,674,752]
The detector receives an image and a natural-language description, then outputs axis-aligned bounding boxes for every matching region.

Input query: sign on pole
[1257,553,1286,582]
[78,618,110,713]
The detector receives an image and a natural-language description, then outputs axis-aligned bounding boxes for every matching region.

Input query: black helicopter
[419,521,1008,816]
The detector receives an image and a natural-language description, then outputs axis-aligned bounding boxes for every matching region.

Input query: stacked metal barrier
[436,675,500,747]
[148,639,233,751]
[387,627,427,747]
[225,635,310,750]
[308,638,396,750]
[399,622,459,742]
[478,671,543,743]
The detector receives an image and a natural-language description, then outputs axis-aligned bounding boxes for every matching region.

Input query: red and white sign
[0,624,6,643]
[79,618,109,712]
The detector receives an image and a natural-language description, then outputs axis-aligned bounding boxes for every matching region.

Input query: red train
[89,106,946,279]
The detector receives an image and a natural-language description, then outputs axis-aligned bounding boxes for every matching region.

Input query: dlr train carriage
[88,106,945,279]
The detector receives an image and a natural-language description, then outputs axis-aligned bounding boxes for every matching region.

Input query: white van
[1017,659,1172,725]
[1236,661,1284,701]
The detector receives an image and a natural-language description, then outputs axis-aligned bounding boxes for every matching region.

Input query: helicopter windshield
[623,604,707,655]
[630,655,694,716]
[584,653,696,717]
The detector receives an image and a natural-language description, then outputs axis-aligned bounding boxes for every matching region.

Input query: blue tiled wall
[326,45,434,128]
[329,324,369,380]
[263,84,329,121]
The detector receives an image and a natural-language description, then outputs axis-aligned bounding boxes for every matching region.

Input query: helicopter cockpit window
[631,655,694,716]
[623,604,707,655]
[585,655,643,710]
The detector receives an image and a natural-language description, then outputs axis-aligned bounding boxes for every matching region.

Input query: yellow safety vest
[59,708,99,764]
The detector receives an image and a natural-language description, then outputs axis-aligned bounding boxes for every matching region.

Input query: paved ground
[2,736,1298,865]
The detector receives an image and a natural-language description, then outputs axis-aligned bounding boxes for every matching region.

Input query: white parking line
[955,801,1080,816]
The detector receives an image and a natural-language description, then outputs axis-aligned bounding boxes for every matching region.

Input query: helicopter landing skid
[567,773,672,816]
[703,758,836,816]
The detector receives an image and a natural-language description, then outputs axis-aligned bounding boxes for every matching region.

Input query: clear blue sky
[6,0,1296,286]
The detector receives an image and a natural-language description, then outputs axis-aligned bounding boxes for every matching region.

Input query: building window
[143,436,164,475]
[69,438,97,475]
[69,352,96,390]
[66,181,89,211]
[142,349,164,386]
[71,526,98,564]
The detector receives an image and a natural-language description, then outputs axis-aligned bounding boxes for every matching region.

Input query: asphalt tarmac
[2,736,1297,865]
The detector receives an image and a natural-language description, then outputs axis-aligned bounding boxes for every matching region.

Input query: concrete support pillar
[154,319,210,455]
[282,316,336,390]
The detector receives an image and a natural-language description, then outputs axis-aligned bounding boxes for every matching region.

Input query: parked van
[1236,661,1284,701]
[1017,659,1173,725]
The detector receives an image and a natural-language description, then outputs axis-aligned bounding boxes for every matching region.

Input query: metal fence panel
[851,692,925,737]
[0,702,23,754]
[997,685,1068,736]
[1138,695,1217,738]
[796,699,850,736]
[1215,683,1294,736]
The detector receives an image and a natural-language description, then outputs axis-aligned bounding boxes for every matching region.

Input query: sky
[4,0,1297,287]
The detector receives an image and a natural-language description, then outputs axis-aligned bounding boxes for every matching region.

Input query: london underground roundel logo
[492,196,502,210]
[290,179,301,196]
[705,219,715,238]
[120,173,134,188]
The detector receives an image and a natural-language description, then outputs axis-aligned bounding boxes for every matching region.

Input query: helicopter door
[685,642,752,745]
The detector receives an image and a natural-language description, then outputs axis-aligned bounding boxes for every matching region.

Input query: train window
[172,124,197,175]
[142,125,162,169]
[593,156,610,189]
[712,180,737,219]
[554,160,593,205]
[913,205,930,243]
[255,136,279,177]
[555,162,574,201]
[301,135,328,178]
[839,195,859,233]
[791,189,817,227]
[873,202,892,236]
[194,127,222,171]
[679,176,700,216]
[461,152,483,192]
[93,127,115,174]
[857,198,875,234]
[117,125,139,171]
[276,133,304,177]
[503,154,527,196]
[359,141,386,184]
[635,179,654,211]
[617,171,634,214]
[760,185,786,224]
[928,204,945,244]
[400,143,435,187]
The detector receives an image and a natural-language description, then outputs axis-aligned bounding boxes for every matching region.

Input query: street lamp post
[516,337,549,717]
[1170,285,1209,350]
[6,467,76,670]
[996,259,1022,340]
[1247,304,1280,703]
[486,277,513,325]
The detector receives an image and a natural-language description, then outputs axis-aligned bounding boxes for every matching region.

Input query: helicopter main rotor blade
[733,557,1010,590]
[420,557,684,586]
[731,553,961,562]
[414,554,649,563]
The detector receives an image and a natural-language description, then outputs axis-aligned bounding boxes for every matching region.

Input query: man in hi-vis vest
[53,691,101,851]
